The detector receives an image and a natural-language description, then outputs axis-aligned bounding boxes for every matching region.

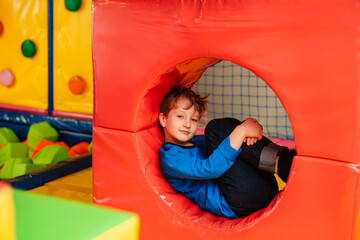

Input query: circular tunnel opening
[145,57,296,228]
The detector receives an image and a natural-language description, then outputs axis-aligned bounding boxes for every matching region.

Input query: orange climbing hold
[68,76,86,95]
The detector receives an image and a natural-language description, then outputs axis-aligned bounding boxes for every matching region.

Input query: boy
[159,87,295,218]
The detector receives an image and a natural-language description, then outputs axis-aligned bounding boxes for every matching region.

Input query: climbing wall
[0,0,93,118]
[53,0,93,117]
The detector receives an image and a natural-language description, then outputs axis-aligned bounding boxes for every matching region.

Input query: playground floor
[29,167,93,203]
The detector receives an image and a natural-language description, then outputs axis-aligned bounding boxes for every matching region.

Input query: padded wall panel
[92,0,360,239]
[53,0,93,115]
[0,0,48,110]
[92,0,359,163]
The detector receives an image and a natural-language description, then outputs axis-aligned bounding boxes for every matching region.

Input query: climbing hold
[65,0,82,11]
[21,40,37,58]
[0,69,15,87]
[68,76,86,94]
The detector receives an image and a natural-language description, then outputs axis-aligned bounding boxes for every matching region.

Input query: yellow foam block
[0,184,16,240]
[355,180,360,240]
[0,0,48,110]
[53,0,93,115]
[274,173,286,191]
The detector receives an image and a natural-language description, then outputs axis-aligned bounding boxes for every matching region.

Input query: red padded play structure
[92,0,360,239]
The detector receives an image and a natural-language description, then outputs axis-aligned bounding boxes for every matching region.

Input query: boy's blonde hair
[160,87,209,117]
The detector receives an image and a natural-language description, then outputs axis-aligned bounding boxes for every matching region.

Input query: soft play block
[32,145,69,165]
[89,141,92,152]
[0,127,19,145]
[31,139,70,159]
[0,183,16,240]
[27,122,59,148]
[0,158,32,180]
[68,142,89,157]
[12,163,47,178]
[13,189,139,240]
[0,143,28,167]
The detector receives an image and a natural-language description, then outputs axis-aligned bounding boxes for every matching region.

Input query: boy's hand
[229,118,263,150]
[244,137,258,146]
[241,117,263,139]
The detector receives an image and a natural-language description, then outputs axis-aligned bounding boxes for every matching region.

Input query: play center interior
[1,0,360,239]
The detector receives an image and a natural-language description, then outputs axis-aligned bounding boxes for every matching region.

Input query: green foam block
[12,163,47,178]
[28,148,33,159]
[0,127,19,145]
[88,141,92,152]
[0,142,29,168]
[32,145,69,165]
[27,121,59,148]
[13,189,138,240]
[0,158,32,179]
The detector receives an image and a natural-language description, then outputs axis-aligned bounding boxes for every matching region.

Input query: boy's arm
[160,118,262,180]
[229,118,263,150]
[160,137,241,180]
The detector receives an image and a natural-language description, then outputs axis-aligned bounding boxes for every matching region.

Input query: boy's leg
[205,118,279,217]
[205,117,271,169]
[205,117,294,182]
[205,117,295,217]
[216,159,278,217]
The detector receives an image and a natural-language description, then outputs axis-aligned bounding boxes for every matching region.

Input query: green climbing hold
[65,0,82,11]
[21,40,37,58]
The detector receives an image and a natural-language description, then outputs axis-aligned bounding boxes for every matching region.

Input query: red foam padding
[93,126,358,239]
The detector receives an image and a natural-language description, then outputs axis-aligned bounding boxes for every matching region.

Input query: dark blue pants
[205,118,279,218]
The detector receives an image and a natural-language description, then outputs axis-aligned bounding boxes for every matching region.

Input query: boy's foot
[258,143,296,182]
[276,149,296,182]
[258,143,285,173]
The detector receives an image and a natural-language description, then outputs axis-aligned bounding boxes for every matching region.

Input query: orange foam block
[31,139,70,159]
[22,140,31,149]
[68,142,90,158]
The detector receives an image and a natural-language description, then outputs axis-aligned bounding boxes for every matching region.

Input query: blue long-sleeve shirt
[159,135,241,218]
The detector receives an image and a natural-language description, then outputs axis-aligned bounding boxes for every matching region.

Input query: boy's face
[159,97,200,146]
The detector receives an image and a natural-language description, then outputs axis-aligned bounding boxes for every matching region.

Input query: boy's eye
[192,118,198,122]
[177,115,183,119]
